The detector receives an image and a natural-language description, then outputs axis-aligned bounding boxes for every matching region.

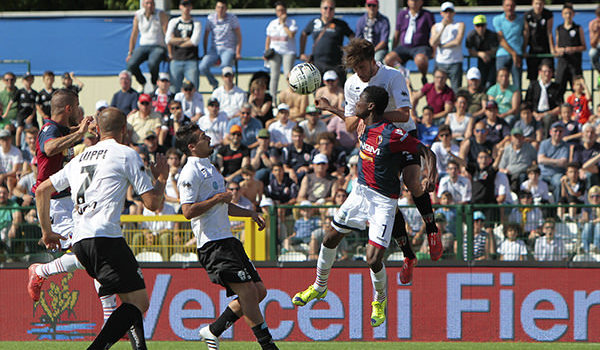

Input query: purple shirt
[356,12,390,47]
[395,8,434,48]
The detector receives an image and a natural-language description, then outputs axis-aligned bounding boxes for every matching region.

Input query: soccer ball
[288,63,321,95]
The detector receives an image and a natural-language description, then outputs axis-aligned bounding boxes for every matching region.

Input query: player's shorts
[392,45,433,62]
[197,237,262,297]
[72,237,145,297]
[332,183,397,249]
[50,196,74,249]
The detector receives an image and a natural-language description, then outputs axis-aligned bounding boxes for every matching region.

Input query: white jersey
[50,139,154,243]
[344,62,415,132]
[178,157,232,248]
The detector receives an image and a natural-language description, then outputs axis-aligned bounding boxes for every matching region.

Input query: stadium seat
[170,252,198,262]
[135,251,163,262]
[278,251,307,262]
[387,251,405,261]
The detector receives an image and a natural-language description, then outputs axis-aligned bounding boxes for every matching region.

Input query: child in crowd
[521,165,552,204]
[555,2,586,94]
[416,106,438,147]
[435,191,457,236]
[558,103,580,144]
[282,200,320,254]
[566,75,592,124]
[559,162,586,221]
[240,165,264,209]
[35,71,55,125]
[61,72,84,94]
[497,223,528,261]
[508,191,544,235]
[512,103,543,149]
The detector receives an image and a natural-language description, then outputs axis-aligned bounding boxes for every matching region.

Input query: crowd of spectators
[4,0,600,262]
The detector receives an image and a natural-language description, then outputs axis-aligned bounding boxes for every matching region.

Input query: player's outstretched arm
[44,116,93,157]
[228,203,266,231]
[383,106,410,124]
[35,179,66,250]
[418,143,438,193]
[181,191,233,220]
[141,154,169,211]
[315,97,361,132]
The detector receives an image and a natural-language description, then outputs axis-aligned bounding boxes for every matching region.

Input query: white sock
[94,279,117,325]
[312,245,337,293]
[36,252,83,278]
[370,265,387,303]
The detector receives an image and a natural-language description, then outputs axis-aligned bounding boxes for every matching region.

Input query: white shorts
[332,183,397,249]
[50,196,74,249]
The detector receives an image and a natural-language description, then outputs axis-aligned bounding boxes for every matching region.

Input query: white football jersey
[50,139,154,243]
[344,62,415,132]
[177,156,232,248]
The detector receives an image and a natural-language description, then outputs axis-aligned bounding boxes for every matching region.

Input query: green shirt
[0,88,17,126]
[0,199,19,230]
[486,84,517,115]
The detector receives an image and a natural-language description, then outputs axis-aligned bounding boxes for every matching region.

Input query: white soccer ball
[288,63,322,95]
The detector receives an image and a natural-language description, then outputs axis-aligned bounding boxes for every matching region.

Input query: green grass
[1,342,600,349]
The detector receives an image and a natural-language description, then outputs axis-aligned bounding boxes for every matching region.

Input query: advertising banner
[3,267,600,342]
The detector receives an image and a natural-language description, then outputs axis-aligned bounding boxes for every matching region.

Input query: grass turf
[1,342,599,349]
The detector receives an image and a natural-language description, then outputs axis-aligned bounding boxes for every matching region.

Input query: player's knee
[256,283,268,302]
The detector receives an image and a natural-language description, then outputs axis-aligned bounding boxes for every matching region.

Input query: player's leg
[28,251,83,300]
[391,209,417,284]
[366,243,387,327]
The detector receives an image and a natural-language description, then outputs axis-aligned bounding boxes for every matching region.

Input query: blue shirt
[294,217,321,240]
[226,117,263,147]
[110,88,139,116]
[417,123,438,146]
[493,13,524,57]
[538,139,569,178]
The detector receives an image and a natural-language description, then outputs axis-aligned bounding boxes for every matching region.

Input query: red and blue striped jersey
[357,121,420,199]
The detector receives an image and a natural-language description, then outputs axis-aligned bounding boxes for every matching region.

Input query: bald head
[97,107,126,135]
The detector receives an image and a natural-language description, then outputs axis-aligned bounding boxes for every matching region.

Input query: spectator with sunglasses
[211,66,247,119]
[127,93,162,146]
[226,103,262,148]
[174,79,204,123]
[459,119,495,170]
[355,0,390,63]
[465,15,499,89]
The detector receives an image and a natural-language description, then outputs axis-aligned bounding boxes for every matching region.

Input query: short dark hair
[166,147,181,158]
[292,125,304,134]
[520,102,533,112]
[274,0,286,8]
[563,2,574,11]
[438,124,451,135]
[216,0,228,5]
[24,127,39,136]
[447,159,459,169]
[423,105,434,114]
[43,70,54,78]
[527,164,541,174]
[175,123,200,156]
[3,72,15,79]
[50,88,78,116]
[343,38,375,69]
[567,161,580,170]
[362,85,388,116]
[539,59,553,71]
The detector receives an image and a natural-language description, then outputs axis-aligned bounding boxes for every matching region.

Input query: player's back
[51,139,153,243]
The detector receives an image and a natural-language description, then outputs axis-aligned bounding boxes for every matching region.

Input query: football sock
[36,252,83,278]
[127,317,147,350]
[412,193,437,234]
[370,264,387,303]
[88,303,146,350]
[251,322,278,350]
[209,306,241,337]
[313,244,337,293]
[392,210,416,260]
[94,280,117,325]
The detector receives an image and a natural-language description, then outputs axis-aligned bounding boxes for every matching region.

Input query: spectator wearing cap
[211,66,247,119]
[217,123,250,183]
[513,103,543,149]
[299,104,327,146]
[151,72,174,116]
[437,159,471,204]
[265,1,298,99]
[166,0,201,93]
[496,126,538,192]
[297,153,337,204]
[277,76,309,122]
[95,100,109,116]
[524,0,555,82]
[461,210,495,261]
[525,60,562,137]
[493,0,526,92]
[384,0,434,85]
[199,0,242,90]
[411,68,454,121]
[474,99,510,146]
[538,121,569,203]
[465,15,499,90]
[268,103,296,148]
[0,130,22,193]
[61,72,84,94]
[142,130,168,162]
[283,126,314,184]
[198,98,229,147]
[174,79,204,123]
[250,129,279,184]
[355,0,390,63]
[314,70,344,121]
[459,119,495,170]
[226,102,262,148]
[127,93,162,145]
[457,68,486,119]
[111,70,139,116]
[429,2,465,92]
[343,154,359,192]
[126,0,169,89]
[486,67,520,126]
[0,72,18,128]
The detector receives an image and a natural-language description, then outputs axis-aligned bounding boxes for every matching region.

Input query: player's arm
[181,191,232,219]
[43,116,92,157]
[35,179,67,250]
[383,107,410,124]
[127,16,140,61]
[314,97,360,132]
[228,203,266,230]
[140,154,169,211]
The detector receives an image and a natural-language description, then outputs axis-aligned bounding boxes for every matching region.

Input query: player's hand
[315,97,332,111]
[356,119,366,136]
[300,53,309,62]
[217,191,233,203]
[418,144,438,192]
[40,230,67,251]
[77,115,94,136]
[151,153,169,181]
[252,213,266,231]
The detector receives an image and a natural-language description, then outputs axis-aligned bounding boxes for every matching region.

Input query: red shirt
[32,119,72,198]
[421,83,455,114]
[566,93,591,125]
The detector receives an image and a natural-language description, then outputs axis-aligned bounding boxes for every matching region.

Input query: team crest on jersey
[376,135,383,145]
[237,270,250,281]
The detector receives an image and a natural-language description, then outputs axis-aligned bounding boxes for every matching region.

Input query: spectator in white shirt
[268,103,296,148]
[497,223,528,261]
[197,98,229,147]
[436,159,471,204]
[211,66,247,118]
[520,164,551,204]
[0,130,23,193]
[264,1,298,98]
[174,80,204,123]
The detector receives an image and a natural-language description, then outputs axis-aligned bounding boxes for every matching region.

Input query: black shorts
[197,237,261,297]
[72,237,145,297]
